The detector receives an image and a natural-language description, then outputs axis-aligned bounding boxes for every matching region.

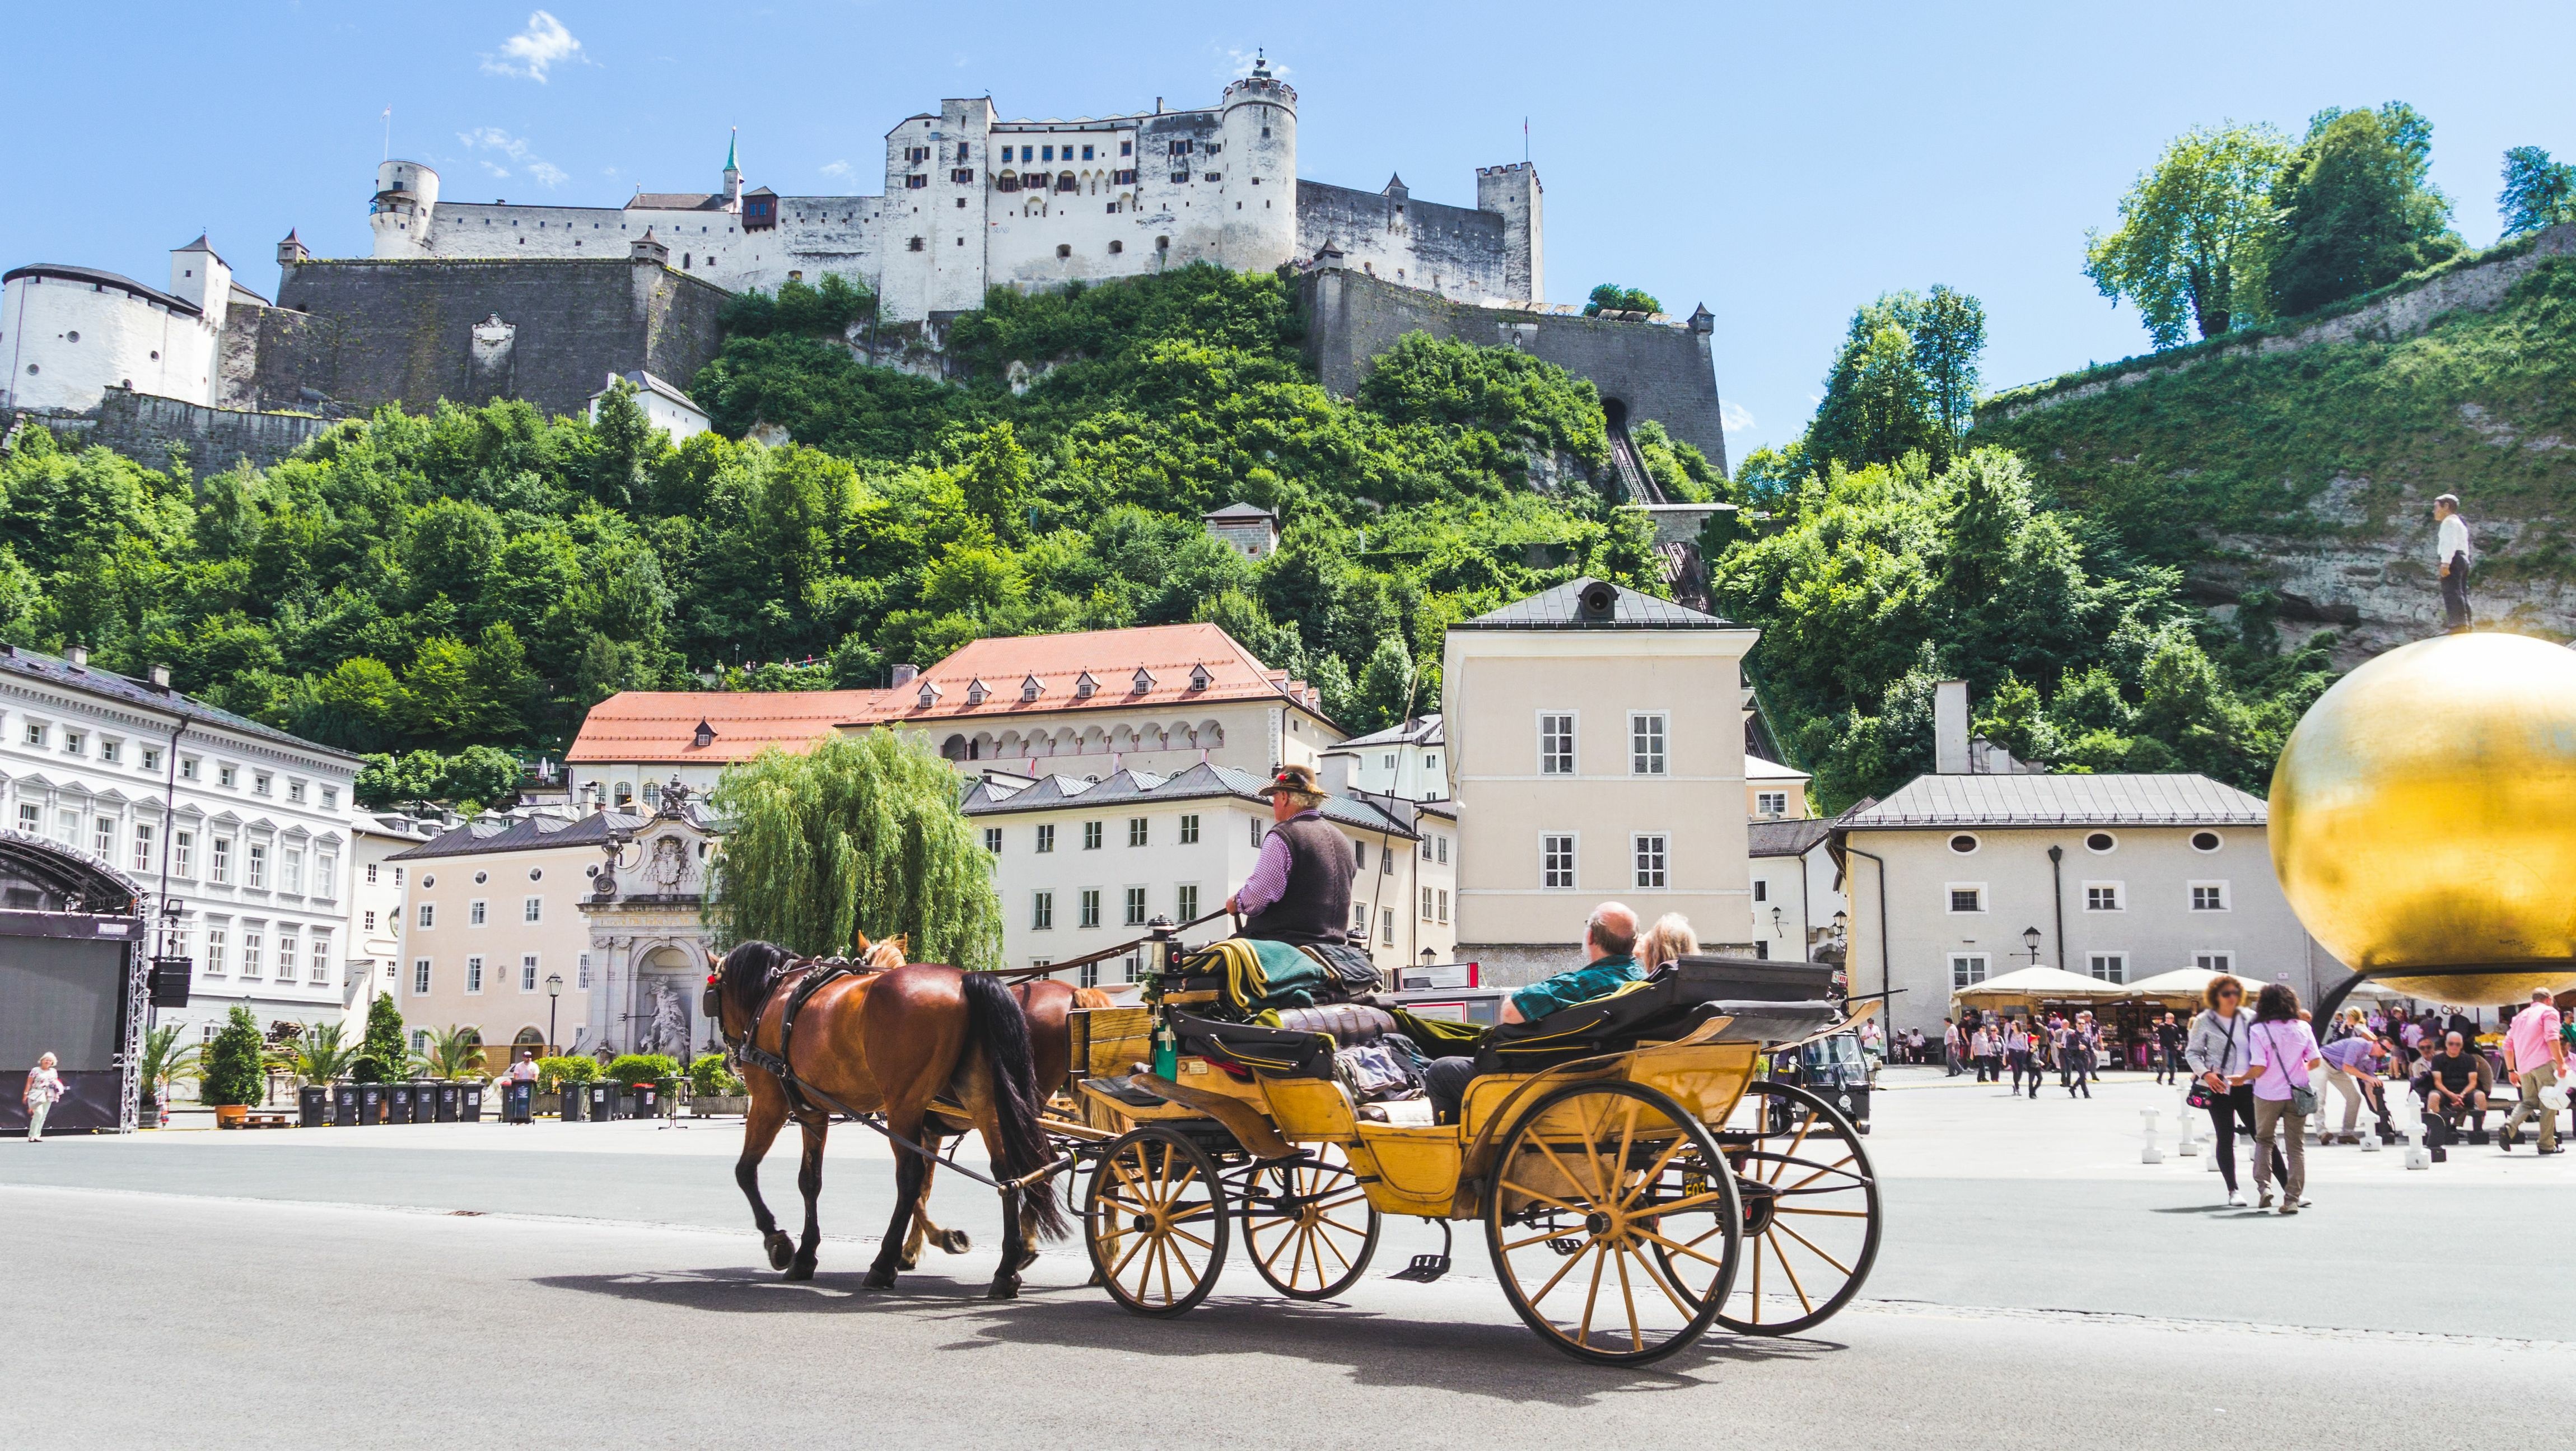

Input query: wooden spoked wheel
[1693,1079,1881,1336]
[1486,1080,1740,1365]
[1085,1126,1231,1317]
[1240,1143,1382,1300]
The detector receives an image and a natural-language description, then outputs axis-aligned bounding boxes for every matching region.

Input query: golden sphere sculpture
[2270,632,2576,1005]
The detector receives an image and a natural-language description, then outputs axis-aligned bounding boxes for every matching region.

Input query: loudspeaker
[149,956,192,1009]
[1576,581,1618,621]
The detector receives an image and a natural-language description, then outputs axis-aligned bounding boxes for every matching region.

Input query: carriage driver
[1224,764,1357,947]
[1422,903,1646,1123]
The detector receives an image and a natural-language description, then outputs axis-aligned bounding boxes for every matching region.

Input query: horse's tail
[717,940,796,1033]
[959,969,1069,1240]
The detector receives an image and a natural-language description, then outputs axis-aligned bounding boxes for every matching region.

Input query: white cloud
[1225,46,1286,79]
[1721,400,1757,436]
[482,11,585,82]
[528,160,568,187]
[457,127,567,188]
[819,159,855,180]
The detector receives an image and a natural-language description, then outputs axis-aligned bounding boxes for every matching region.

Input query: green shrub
[605,1053,680,1088]
[688,1053,746,1097]
[354,991,408,1082]
[535,1055,601,1092]
[200,1005,267,1108]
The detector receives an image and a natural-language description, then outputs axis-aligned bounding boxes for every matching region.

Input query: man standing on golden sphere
[2434,493,2474,633]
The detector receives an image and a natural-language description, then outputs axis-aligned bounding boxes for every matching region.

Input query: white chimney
[150,663,171,689]
[889,664,920,687]
[64,643,88,670]
[1934,679,1971,775]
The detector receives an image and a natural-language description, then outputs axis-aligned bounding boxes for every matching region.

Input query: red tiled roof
[564,689,888,764]
[844,623,1327,728]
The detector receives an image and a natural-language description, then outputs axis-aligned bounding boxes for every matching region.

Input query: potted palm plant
[294,1023,363,1123]
[200,1006,265,1127]
[421,1027,487,1121]
[138,1024,200,1128]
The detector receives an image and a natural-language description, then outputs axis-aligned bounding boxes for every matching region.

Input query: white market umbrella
[1954,965,2137,1002]
[2125,967,2257,1002]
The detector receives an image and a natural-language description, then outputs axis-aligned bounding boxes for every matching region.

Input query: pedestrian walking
[2186,977,2286,1207]
[23,1052,64,1144]
[2023,1023,2046,1099]
[2500,987,2567,1155]
[1944,1018,1963,1077]
[2434,494,2474,633]
[2155,1013,2185,1085]
[2004,1020,2030,1093]
[2243,983,2322,1214]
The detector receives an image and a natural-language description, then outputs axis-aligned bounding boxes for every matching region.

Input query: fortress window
[958,197,967,208]
[1120,140,1133,156]
[1020,146,1034,162]
[1206,143,1221,155]
[1056,244,1072,258]
[907,174,928,189]
[1081,145,1094,160]
[1205,172,1221,183]
[1156,236,1170,250]
[1042,145,1055,162]
[1116,169,1137,185]
[1262,126,1271,138]
[1171,170,1190,184]
[952,169,974,184]
[1109,240,1123,254]
[1169,139,1191,156]
[1057,172,1077,193]
[907,236,925,252]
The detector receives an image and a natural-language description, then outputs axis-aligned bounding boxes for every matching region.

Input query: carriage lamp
[545,973,563,1053]
[2022,926,2044,965]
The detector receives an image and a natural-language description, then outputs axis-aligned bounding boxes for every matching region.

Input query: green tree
[1902,286,1987,449]
[421,1026,487,1080]
[1584,284,1663,316]
[2499,146,2576,238]
[290,1022,360,1085]
[353,992,407,1082]
[708,731,1004,967]
[138,1024,200,1114]
[1351,633,1418,733]
[201,1005,266,1108]
[2084,122,2292,346]
[2266,102,2463,318]
[1808,318,1939,470]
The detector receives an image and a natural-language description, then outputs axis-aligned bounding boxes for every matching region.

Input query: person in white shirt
[2435,493,2474,632]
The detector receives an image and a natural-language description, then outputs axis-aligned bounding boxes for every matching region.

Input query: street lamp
[2023,926,2044,966]
[545,973,563,1052]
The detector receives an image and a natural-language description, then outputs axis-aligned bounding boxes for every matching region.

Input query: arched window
[940,735,969,762]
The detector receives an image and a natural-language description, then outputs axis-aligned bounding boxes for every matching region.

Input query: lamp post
[545,973,563,1053]
[2023,926,2044,967]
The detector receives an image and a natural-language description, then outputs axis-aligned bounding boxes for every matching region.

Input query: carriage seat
[1270,1003,1400,1049]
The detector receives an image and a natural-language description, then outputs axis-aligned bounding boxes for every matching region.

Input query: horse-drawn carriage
[716,926,1882,1366]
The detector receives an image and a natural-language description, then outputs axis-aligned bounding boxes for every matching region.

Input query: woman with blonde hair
[1638,913,1699,973]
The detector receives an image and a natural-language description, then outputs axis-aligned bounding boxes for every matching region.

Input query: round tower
[369,158,441,258]
[1218,53,1298,271]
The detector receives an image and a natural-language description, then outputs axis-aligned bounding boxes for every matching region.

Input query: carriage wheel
[1241,1142,1382,1300]
[1486,1080,1740,1366]
[1691,1080,1881,1336]
[1084,1126,1230,1318]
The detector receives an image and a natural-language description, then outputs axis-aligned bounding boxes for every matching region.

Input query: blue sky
[6,1,2570,460]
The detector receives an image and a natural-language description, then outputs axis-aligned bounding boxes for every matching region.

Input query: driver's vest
[1242,815,1355,947]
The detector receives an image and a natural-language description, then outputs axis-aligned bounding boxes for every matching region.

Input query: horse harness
[722,956,871,1119]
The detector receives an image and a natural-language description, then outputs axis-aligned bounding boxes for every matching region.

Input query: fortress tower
[1217,54,1298,272]
[1474,163,1543,304]
[370,159,441,259]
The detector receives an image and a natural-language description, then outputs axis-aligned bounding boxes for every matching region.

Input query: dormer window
[918,680,942,708]
[1131,668,1155,694]
[965,678,990,706]
[692,720,716,749]
[1074,671,1099,699]
[1021,675,1044,702]
[1187,664,1212,691]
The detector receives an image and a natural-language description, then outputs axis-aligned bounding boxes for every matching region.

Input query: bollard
[2139,1106,2164,1164]
[2394,1096,2430,1170]
[2176,1087,2202,1155]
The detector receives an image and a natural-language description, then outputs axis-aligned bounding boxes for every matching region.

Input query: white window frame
[465,955,485,994]
[523,895,543,923]
[1178,814,1200,845]
[246,842,266,888]
[1755,791,1789,817]
[1949,951,1989,988]
[240,927,263,980]
[2083,881,2125,913]
[1082,821,1103,851]
[204,923,228,976]
[983,827,1003,853]
[1945,883,1987,915]
[92,814,116,859]
[2193,951,2235,974]
[418,903,435,929]
[469,899,488,927]
[1079,889,1102,929]
[1123,885,1147,927]
[174,830,193,879]
[1175,883,1199,922]
[1537,711,1576,776]
[577,952,593,988]
[1541,832,1578,890]
[2087,952,2127,984]
[1381,907,1396,948]
[1032,891,1055,931]
[1127,817,1148,848]
[1437,889,1449,924]
[1627,712,1669,777]
[2189,880,2231,912]
[1035,823,1056,853]
[521,955,540,992]
[132,822,155,873]
[412,959,431,995]
[1633,833,1669,889]
[309,932,332,985]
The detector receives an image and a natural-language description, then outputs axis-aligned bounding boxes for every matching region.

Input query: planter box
[213,1104,249,1128]
[691,1094,751,1116]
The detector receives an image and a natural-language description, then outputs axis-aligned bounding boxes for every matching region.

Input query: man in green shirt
[1424,903,1642,1122]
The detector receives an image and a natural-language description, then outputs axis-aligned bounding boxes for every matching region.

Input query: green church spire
[726,128,738,173]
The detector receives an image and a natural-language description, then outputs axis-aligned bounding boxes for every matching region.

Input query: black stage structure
[1,828,149,1135]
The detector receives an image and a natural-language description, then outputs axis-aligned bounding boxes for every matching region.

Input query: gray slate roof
[388,810,648,860]
[962,762,1415,838]
[1,263,200,315]
[0,645,362,761]
[1329,713,1443,750]
[1840,773,2267,828]
[1749,818,1836,858]
[1453,577,1733,631]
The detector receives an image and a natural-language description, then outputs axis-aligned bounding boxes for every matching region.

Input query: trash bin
[386,1083,414,1125]
[460,1083,485,1122]
[500,1082,531,1123]
[557,1081,585,1121]
[356,1081,386,1126]
[298,1085,328,1128]
[332,1081,361,1127]
[630,1081,659,1119]
[432,1083,460,1122]
[586,1081,617,1121]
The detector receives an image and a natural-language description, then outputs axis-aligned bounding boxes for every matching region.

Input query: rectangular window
[1421,885,1434,921]
[983,827,1003,853]
[92,815,115,857]
[2194,951,2234,974]
[523,896,543,923]
[277,930,299,984]
[205,926,227,975]
[1355,841,1368,870]
[521,955,539,992]
[287,779,306,804]
[412,959,431,995]
[1036,823,1056,853]
[366,864,379,885]
[282,847,303,894]
[1080,889,1102,929]
[1382,908,1396,946]
[1127,817,1148,847]
[101,739,122,764]
[1438,889,1449,924]
[1421,836,1432,861]
[466,956,484,993]
[410,1029,428,1052]
[1538,713,1575,775]
[1080,961,1100,989]
[15,803,37,835]
[1948,885,1985,913]
[1124,886,1146,926]
[1175,883,1199,922]
[55,809,77,846]
[310,932,332,985]
[1950,953,1989,988]
[241,928,264,979]
[314,853,336,899]
[364,911,377,932]
[1542,834,1577,890]
[1634,834,1668,889]
[1121,139,1133,156]
[21,722,41,747]
[1250,818,1264,848]
[141,746,161,772]
[1756,791,1789,817]
[393,867,404,887]
[578,952,593,988]
[180,757,198,781]
[418,903,435,929]
[1438,836,1449,865]
[246,842,267,888]
[175,831,193,878]
[1082,821,1103,850]
[1032,891,1054,931]
[133,822,155,873]
[2191,882,2230,912]
[1630,713,1668,776]
[2088,953,2127,984]
[1179,813,1200,845]
[254,772,272,796]
[1753,879,1768,903]
[2085,883,2122,912]
[1352,903,1370,936]
[62,730,85,755]
[321,786,337,810]
[469,899,487,926]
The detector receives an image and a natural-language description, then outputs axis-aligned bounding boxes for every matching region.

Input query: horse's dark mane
[718,940,797,1025]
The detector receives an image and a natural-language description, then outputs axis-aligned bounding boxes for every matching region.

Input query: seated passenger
[1638,913,1698,974]
[1423,903,1644,1123]
[1224,764,1354,948]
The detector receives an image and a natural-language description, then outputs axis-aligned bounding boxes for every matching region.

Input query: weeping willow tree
[707,731,1004,968]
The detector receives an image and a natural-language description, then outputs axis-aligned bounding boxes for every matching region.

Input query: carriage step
[1390,1254,1451,1283]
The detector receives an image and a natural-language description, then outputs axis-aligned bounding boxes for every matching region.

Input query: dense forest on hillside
[0,265,1721,806]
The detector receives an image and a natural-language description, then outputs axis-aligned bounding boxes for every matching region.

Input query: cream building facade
[1443,580,1760,984]
[344,812,438,1010]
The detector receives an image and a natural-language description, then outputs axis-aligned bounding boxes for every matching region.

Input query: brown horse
[715,937,1068,1298]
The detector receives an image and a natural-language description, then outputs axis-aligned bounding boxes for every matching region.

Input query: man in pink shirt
[2501,988,2568,1154]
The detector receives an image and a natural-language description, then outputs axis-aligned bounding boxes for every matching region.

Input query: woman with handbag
[2184,977,2283,1207]
[2241,983,2324,1214]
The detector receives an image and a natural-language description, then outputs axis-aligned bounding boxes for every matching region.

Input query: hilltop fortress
[369,60,1542,322]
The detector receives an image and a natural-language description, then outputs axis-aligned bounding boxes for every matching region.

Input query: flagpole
[383,106,393,160]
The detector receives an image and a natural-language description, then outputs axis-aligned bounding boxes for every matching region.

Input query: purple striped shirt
[1234,810,1319,916]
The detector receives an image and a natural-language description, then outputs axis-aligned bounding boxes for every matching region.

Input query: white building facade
[1323,715,1448,802]
[0,644,364,1041]
[1,239,260,414]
